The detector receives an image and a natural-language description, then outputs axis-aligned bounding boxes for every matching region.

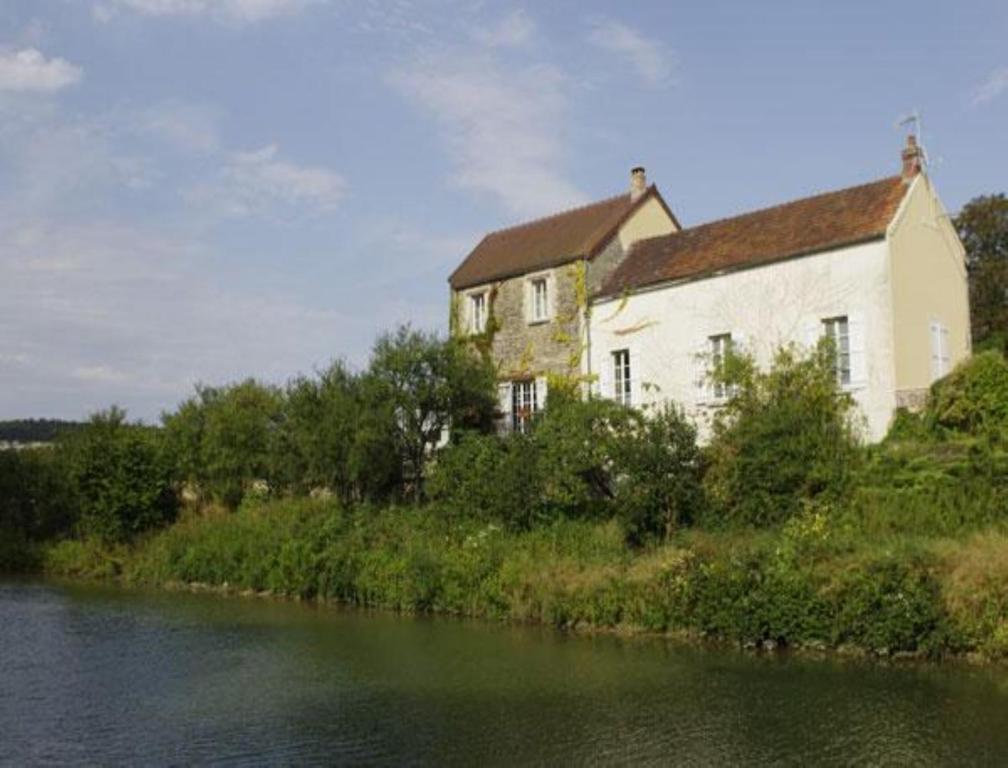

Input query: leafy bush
[429,398,704,541]
[924,350,1008,440]
[703,343,861,528]
[610,404,705,542]
[62,408,177,542]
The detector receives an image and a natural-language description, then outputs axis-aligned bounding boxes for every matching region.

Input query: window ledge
[527,317,552,326]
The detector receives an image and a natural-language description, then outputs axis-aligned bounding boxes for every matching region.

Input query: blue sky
[1,0,1005,421]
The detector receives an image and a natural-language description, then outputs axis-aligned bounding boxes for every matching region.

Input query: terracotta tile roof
[449,186,676,290]
[599,176,909,298]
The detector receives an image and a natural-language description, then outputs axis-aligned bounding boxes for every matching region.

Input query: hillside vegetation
[3,329,1007,660]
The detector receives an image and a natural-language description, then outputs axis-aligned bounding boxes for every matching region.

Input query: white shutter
[497,382,512,432]
[929,321,942,382]
[803,319,822,352]
[847,313,867,386]
[692,342,709,404]
[535,376,548,410]
[599,356,613,400]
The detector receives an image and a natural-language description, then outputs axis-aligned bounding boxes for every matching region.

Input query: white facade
[588,239,899,441]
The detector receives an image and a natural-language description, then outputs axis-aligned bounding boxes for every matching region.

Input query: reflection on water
[1,581,1007,765]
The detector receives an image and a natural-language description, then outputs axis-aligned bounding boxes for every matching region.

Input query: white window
[930,320,950,381]
[822,316,851,386]
[530,277,549,322]
[709,333,733,400]
[511,380,538,433]
[469,292,486,334]
[612,349,632,406]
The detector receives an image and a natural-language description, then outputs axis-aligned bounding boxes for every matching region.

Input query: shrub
[611,404,706,542]
[925,350,1008,440]
[703,343,861,528]
[62,408,177,542]
[426,431,541,529]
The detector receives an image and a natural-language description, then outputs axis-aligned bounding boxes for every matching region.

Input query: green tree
[366,326,497,503]
[955,193,1008,350]
[276,361,366,501]
[62,407,176,542]
[704,342,861,527]
[163,381,283,507]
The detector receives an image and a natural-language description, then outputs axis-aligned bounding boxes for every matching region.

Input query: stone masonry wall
[455,263,583,380]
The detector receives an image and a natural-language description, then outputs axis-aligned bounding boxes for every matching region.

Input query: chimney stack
[630,166,647,201]
[901,135,923,181]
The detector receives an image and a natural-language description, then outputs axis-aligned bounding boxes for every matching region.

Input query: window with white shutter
[511,380,538,433]
[612,349,632,406]
[709,333,733,400]
[822,316,851,386]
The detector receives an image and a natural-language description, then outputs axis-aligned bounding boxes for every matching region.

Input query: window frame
[708,333,733,401]
[526,273,552,324]
[468,291,487,335]
[822,315,852,387]
[511,379,538,433]
[612,349,632,406]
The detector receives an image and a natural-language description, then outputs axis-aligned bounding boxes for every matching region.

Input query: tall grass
[41,497,1008,661]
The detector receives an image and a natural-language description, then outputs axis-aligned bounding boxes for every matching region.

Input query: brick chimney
[630,166,647,201]
[901,135,923,181]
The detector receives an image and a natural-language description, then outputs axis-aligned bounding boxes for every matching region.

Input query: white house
[588,136,970,440]
[448,136,971,441]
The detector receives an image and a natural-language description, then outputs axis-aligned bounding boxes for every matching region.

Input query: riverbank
[34,497,1008,663]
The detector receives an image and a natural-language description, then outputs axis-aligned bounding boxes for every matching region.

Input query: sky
[1,0,1006,422]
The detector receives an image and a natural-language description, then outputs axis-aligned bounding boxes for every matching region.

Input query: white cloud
[473,9,535,47]
[189,144,347,217]
[970,67,1008,107]
[586,19,675,87]
[93,0,318,23]
[392,57,587,218]
[0,48,82,92]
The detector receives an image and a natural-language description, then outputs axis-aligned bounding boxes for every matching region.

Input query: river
[1,580,1007,765]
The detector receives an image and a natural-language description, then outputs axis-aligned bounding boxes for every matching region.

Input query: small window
[469,292,486,334]
[530,278,549,322]
[709,333,732,399]
[822,316,851,386]
[511,380,538,433]
[612,349,632,406]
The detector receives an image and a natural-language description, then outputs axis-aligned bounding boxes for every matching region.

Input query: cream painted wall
[887,175,971,403]
[589,240,898,441]
[617,195,679,250]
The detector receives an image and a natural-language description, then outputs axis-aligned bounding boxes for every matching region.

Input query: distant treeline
[0,419,85,444]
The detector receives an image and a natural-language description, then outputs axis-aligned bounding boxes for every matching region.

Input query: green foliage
[955,193,1008,348]
[61,408,177,542]
[429,397,704,542]
[0,419,84,443]
[426,432,541,529]
[163,380,283,508]
[78,497,1005,658]
[613,404,705,542]
[924,350,1008,440]
[704,343,861,527]
[367,325,497,502]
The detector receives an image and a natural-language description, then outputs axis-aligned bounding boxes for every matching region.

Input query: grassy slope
[42,498,1008,661]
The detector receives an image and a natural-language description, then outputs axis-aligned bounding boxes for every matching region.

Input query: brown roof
[599,176,909,298]
[449,186,677,290]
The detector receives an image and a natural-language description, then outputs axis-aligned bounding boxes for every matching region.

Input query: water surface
[2,580,1007,765]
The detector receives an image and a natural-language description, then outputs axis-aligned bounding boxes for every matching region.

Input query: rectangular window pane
[531,279,548,321]
[511,380,538,433]
[822,316,850,386]
[470,293,485,333]
[612,349,631,406]
[709,334,731,399]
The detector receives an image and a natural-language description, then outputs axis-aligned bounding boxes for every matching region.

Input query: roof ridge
[483,189,635,239]
[675,175,902,235]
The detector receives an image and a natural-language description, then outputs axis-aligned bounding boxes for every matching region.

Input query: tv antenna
[896,109,932,168]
